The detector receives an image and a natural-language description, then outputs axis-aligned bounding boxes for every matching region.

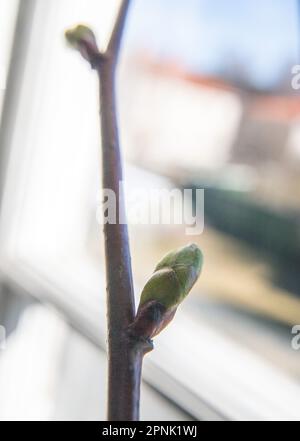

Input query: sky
[126,0,299,89]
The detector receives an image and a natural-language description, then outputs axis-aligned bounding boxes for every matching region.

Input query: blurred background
[0,0,300,421]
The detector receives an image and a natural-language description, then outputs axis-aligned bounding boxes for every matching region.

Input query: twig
[99,0,153,420]
[108,0,131,61]
[65,1,204,421]
[65,0,152,421]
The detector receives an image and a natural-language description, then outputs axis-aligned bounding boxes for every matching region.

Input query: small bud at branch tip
[65,24,102,67]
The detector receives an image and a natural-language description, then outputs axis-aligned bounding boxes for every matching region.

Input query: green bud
[140,243,203,310]
[65,24,100,65]
[65,24,96,49]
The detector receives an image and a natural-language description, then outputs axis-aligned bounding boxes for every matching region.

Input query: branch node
[125,329,154,355]
[126,301,176,342]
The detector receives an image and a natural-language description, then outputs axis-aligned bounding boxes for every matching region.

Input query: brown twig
[66,0,152,421]
[99,0,153,422]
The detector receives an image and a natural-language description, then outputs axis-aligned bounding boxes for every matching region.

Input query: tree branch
[65,0,152,421]
[98,0,151,421]
[107,0,131,63]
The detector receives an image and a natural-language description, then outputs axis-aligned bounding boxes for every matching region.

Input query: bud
[65,24,100,66]
[140,243,203,309]
[128,244,203,340]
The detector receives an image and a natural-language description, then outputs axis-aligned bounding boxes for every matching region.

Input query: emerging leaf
[128,244,203,340]
[140,243,203,310]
